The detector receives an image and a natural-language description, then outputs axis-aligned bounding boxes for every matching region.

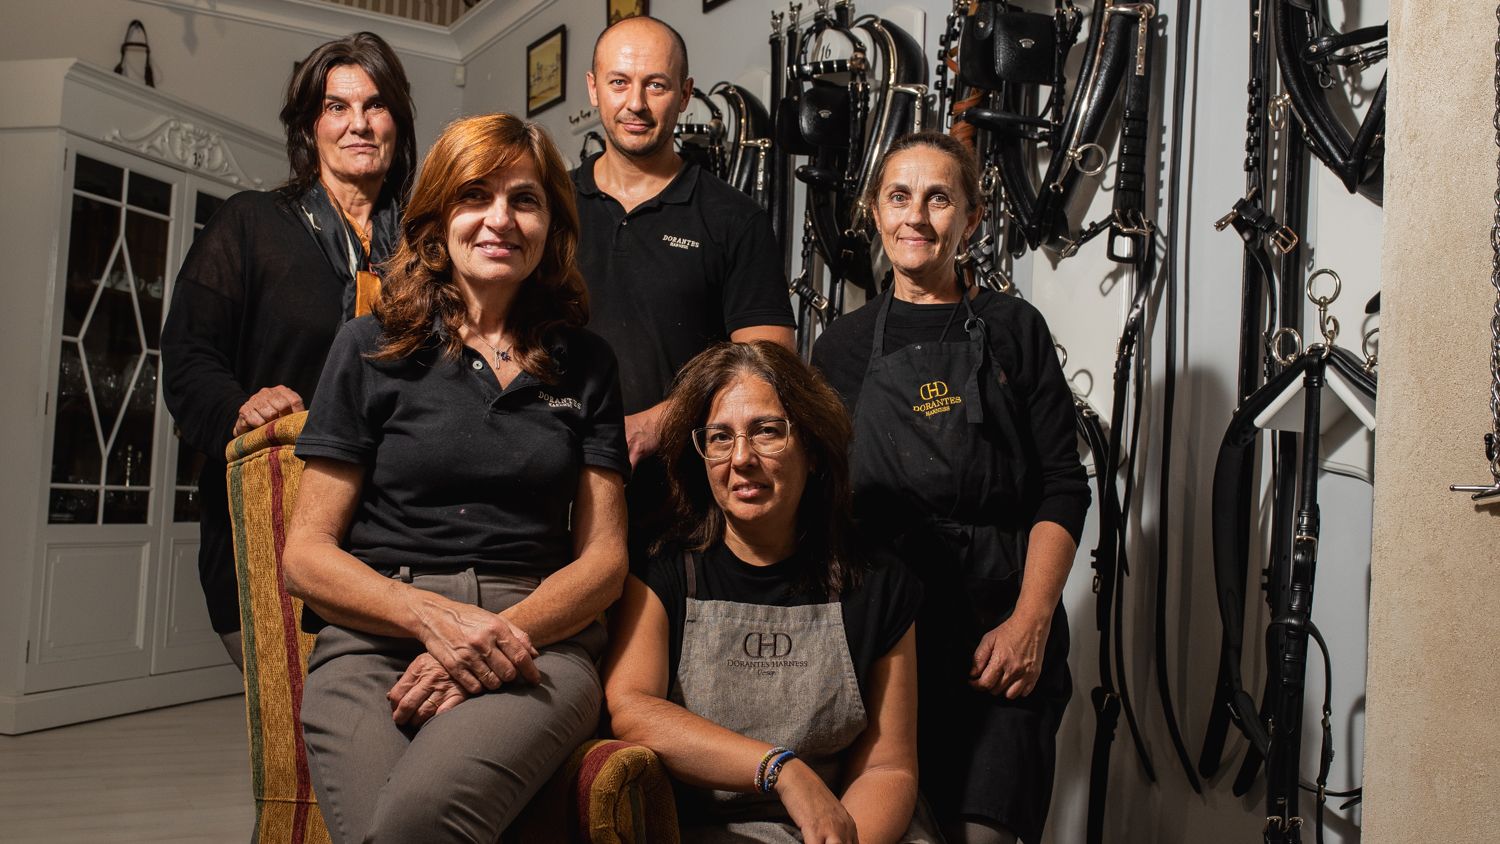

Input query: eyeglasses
[691,418,792,462]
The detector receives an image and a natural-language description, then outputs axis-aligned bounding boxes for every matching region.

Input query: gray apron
[669,552,942,844]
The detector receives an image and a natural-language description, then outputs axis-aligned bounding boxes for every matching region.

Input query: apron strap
[958,280,989,425]
[681,550,700,599]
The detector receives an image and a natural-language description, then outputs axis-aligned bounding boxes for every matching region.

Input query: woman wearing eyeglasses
[603,341,940,844]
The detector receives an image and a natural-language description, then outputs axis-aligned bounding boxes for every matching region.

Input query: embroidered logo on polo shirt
[538,392,582,411]
[912,380,963,417]
[662,234,700,250]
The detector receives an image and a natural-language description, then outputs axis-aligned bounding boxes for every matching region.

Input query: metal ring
[1268,93,1290,131]
[1271,326,1304,366]
[1072,142,1109,177]
[1362,327,1380,368]
[1306,267,1342,307]
[1054,342,1068,368]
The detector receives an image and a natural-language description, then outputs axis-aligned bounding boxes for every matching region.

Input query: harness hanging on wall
[113,19,156,88]
[1272,0,1387,202]
[1449,4,1500,505]
[769,0,928,355]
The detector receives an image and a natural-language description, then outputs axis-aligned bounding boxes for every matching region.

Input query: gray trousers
[301,569,605,844]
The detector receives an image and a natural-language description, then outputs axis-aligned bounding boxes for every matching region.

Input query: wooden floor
[0,695,255,843]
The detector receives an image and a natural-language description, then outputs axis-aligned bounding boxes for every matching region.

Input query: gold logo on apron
[912,380,963,417]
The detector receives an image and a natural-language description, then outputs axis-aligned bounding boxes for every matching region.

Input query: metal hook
[1361,327,1379,372]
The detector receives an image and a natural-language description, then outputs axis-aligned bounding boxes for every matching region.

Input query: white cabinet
[0,59,284,732]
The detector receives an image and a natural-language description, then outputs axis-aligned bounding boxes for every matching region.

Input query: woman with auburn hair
[282,113,629,843]
[604,341,941,844]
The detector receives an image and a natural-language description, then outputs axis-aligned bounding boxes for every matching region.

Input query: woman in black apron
[604,341,941,844]
[811,132,1091,844]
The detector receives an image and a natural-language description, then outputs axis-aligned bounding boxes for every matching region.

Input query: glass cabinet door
[169,188,227,525]
[49,152,175,525]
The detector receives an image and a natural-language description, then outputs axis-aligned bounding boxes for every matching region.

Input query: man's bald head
[591,15,689,84]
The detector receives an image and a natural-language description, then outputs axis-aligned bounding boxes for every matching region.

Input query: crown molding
[131,0,559,65]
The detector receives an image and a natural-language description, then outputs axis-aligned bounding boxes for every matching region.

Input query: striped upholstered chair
[226,410,678,844]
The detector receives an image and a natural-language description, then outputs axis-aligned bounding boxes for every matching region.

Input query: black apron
[848,286,1070,844]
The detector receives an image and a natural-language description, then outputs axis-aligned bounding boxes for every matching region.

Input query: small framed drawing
[526,25,567,117]
[703,0,733,11]
[608,0,648,25]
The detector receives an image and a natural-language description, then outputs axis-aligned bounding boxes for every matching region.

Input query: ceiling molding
[133,0,559,64]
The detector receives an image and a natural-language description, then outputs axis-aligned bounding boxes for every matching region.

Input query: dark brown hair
[279,32,417,201]
[862,129,983,220]
[655,341,864,595]
[372,113,588,382]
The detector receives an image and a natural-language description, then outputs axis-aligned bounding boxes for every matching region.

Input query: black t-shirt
[639,542,922,697]
[570,155,796,415]
[811,288,1090,543]
[295,316,629,576]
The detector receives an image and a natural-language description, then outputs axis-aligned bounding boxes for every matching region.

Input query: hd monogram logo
[912,380,963,417]
[743,632,793,659]
[919,381,949,401]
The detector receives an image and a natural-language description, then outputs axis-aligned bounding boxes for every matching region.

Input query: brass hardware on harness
[1361,327,1379,373]
[1306,268,1342,351]
[1269,92,1291,130]
[1271,327,1304,367]
[1269,225,1300,254]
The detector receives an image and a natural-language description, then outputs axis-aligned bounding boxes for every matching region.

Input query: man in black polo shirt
[574,16,795,553]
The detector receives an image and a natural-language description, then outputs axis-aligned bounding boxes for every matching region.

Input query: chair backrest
[225,411,331,844]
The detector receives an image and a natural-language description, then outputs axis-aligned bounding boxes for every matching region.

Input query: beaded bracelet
[754,746,789,793]
[762,749,798,793]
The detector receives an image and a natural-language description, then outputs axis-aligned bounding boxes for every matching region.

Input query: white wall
[0,0,465,169]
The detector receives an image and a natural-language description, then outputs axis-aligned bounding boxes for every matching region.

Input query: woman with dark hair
[161,31,416,668]
[811,131,1091,844]
[604,341,939,844]
[280,112,629,843]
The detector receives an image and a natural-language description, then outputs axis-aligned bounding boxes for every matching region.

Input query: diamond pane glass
[125,211,169,349]
[103,490,149,524]
[195,192,225,227]
[51,342,101,485]
[49,488,100,524]
[74,155,122,199]
[64,197,120,337]
[174,489,200,523]
[106,356,157,486]
[127,171,172,214]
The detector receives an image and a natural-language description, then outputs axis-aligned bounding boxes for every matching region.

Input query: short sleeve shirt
[295,316,629,576]
[571,156,796,414]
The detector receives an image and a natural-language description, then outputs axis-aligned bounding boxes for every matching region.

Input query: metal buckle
[1270,225,1300,254]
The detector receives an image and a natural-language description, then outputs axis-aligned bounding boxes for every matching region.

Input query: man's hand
[233,385,305,436]
[624,402,669,468]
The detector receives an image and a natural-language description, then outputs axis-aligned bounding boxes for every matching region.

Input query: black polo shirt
[295,316,629,577]
[571,155,795,415]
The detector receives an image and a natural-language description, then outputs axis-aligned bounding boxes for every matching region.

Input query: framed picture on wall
[526,25,567,117]
[608,0,648,25]
[703,0,733,11]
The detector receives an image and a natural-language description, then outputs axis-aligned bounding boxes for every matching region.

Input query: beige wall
[1365,2,1500,840]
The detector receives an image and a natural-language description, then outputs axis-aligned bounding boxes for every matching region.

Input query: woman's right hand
[774,758,861,844]
[405,590,541,694]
